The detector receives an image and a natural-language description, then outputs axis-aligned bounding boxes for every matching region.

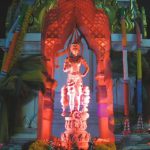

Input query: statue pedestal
[61,111,90,150]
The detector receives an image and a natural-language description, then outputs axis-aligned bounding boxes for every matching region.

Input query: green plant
[28,140,49,150]
[0,55,43,141]
[95,143,116,150]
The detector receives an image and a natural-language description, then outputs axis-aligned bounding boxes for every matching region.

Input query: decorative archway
[38,0,114,142]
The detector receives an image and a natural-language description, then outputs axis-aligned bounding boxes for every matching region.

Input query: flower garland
[28,137,116,150]
[28,140,49,150]
[9,5,33,70]
[1,32,20,73]
[1,4,28,73]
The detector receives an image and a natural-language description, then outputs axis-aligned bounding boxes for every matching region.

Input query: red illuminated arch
[38,0,114,142]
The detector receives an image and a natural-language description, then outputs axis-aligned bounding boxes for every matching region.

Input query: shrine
[38,0,114,145]
[0,0,150,149]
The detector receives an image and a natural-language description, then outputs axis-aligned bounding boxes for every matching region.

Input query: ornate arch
[38,0,114,142]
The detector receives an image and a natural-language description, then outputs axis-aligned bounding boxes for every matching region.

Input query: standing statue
[61,42,91,149]
[61,42,90,116]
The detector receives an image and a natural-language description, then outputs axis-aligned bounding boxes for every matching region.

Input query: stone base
[61,111,90,149]
[61,131,90,149]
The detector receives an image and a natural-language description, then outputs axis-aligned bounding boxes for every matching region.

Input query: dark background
[0,0,13,38]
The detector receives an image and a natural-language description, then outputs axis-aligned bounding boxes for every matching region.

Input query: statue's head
[70,43,80,56]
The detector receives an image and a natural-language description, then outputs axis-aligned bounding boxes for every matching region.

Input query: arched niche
[38,0,115,142]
